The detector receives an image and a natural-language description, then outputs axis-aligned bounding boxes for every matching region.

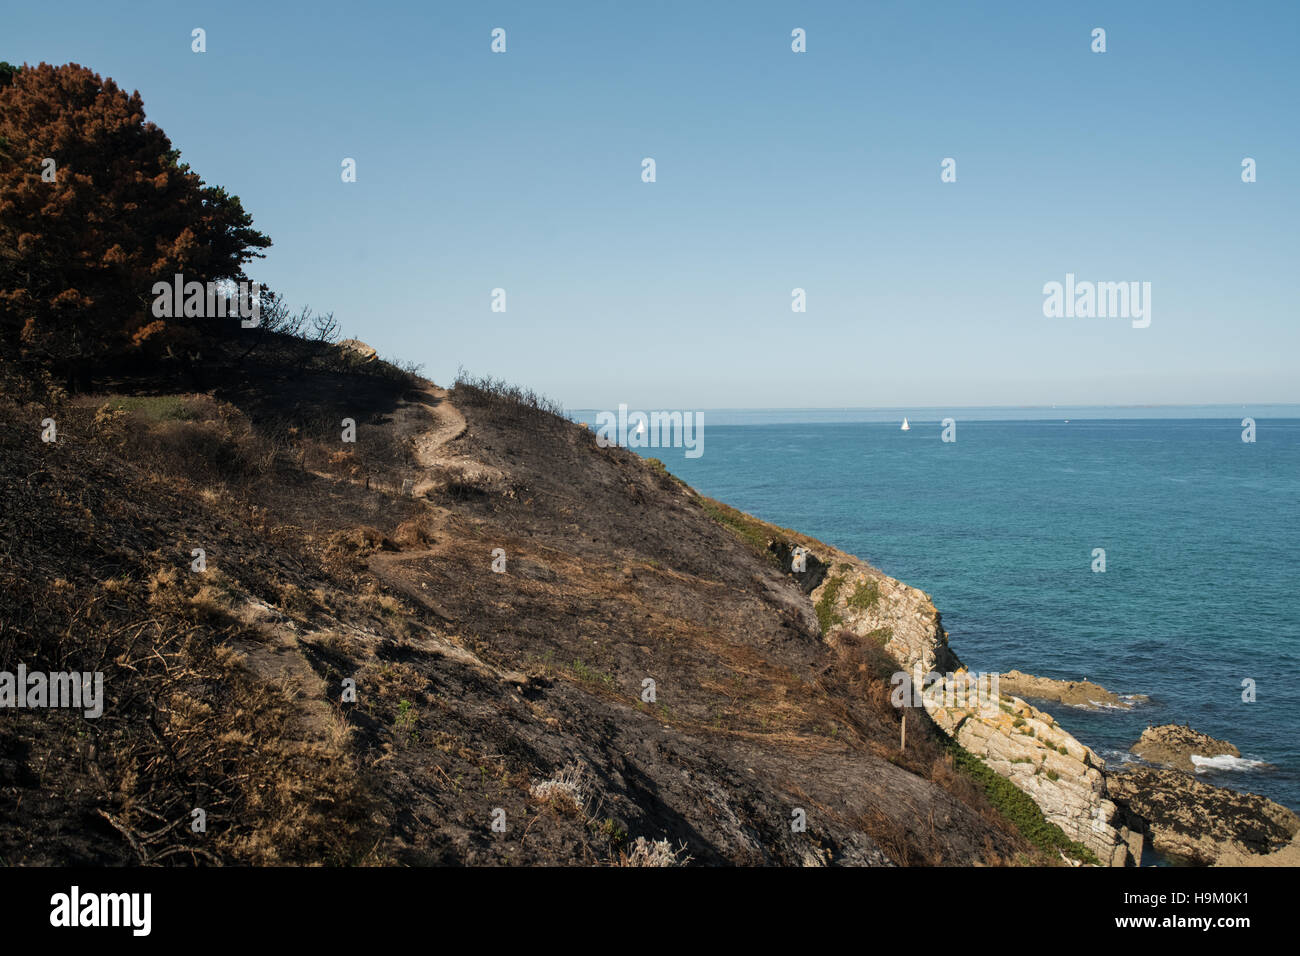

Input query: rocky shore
[997,670,1147,711]
[1109,766,1298,864]
[794,540,1292,867]
[1130,724,1242,773]
[799,548,1142,866]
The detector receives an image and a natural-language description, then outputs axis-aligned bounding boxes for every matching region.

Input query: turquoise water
[583,408,1300,812]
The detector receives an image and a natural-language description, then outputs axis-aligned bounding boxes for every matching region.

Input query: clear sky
[7,1,1298,409]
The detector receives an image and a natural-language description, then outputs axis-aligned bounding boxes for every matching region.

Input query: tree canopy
[0,62,271,384]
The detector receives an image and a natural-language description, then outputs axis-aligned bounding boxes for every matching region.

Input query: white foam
[1099,749,1139,765]
[1086,699,1135,711]
[1191,754,1268,773]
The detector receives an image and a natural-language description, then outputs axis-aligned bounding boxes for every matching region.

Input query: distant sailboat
[900,417,910,431]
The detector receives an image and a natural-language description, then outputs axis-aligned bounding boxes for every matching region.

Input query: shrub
[530,761,587,813]
[944,741,1100,865]
[815,576,845,633]
[847,579,880,611]
[616,837,692,867]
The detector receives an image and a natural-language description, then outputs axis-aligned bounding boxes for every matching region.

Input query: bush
[451,369,565,425]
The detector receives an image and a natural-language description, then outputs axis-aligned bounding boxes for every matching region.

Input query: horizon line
[565,402,1300,412]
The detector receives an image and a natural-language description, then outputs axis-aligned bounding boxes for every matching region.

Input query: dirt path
[389,383,509,498]
[368,382,490,616]
[401,383,467,467]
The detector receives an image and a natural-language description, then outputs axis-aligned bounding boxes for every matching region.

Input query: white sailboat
[900,417,910,431]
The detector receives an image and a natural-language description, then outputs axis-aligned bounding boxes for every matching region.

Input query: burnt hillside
[1,341,1040,866]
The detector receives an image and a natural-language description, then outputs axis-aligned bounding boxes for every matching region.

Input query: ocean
[574,406,1300,813]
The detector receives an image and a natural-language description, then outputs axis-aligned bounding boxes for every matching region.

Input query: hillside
[1,339,1102,866]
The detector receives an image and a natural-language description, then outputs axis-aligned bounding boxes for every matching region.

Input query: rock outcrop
[1109,766,1299,864]
[998,670,1146,710]
[805,552,1141,866]
[1214,831,1300,866]
[927,693,1142,867]
[337,338,378,362]
[1130,724,1241,773]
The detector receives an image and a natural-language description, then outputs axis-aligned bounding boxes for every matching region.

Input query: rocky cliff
[800,549,1142,866]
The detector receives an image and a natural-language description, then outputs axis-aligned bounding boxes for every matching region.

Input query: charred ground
[1,337,1045,865]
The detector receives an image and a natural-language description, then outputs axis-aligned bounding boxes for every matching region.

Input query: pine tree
[0,62,271,387]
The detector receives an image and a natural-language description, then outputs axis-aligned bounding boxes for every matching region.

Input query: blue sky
[8,1,1298,408]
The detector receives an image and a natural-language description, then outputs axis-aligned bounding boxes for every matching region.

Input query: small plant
[394,698,418,743]
[592,817,628,850]
[530,761,587,813]
[616,836,692,867]
[570,659,616,689]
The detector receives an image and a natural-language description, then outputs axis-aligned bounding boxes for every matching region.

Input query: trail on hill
[368,383,504,630]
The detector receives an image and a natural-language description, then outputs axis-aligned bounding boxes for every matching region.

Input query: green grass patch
[815,575,845,633]
[847,579,880,612]
[394,698,419,744]
[699,498,780,566]
[645,457,690,491]
[865,626,893,647]
[945,740,1101,865]
[101,394,201,422]
[570,659,617,690]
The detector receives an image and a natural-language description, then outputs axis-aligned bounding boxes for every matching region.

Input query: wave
[1099,749,1140,765]
[1192,754,1269,773]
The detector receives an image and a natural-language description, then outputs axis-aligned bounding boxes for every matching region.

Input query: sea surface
[573,405,1300,813]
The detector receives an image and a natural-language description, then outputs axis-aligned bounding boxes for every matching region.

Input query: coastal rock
[1214,831,1300,867]
[1130,724,1241,773]
[928,690,1138,867]
[804,558,960,675]
[767,540,829,594]
[804,549,1139,866]
[1108,766,1299,864]
[998,669,1146,711]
